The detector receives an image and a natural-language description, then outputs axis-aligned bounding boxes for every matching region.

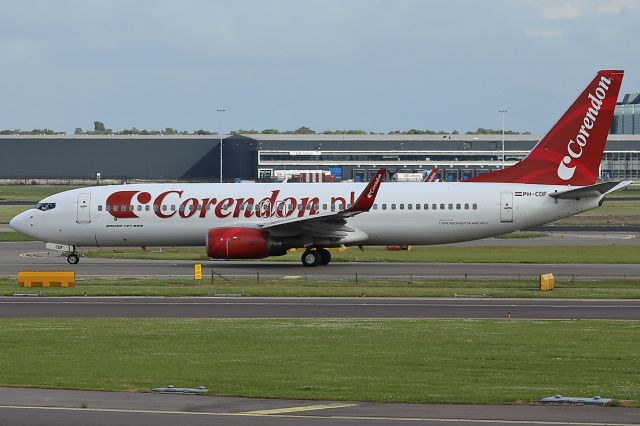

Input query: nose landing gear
[66,247,80,265]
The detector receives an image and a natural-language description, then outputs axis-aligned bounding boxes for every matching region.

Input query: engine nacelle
[206,227,285,259]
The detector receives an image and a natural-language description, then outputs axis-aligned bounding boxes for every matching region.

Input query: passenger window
[448,204,453,210]
[382,204,387,210]
[391,204,396,210]
[121,204,126,211]
[424,204,429,210]
[456,203,461,210]
[129,205,134,212]
[98,205,103,211]
[145,205,150,211]
[440,204,445,210]
[373,204,378,210]
[472,203,478,210]
[432,204,437,210]
[322,204,327,210]
[400,204,404,210]
[179,205,185,212]
[114,205,119,212]
[153,205,158,212]
[415,204,420,210]
[106,205,111,211]
[172,205,176,211]
[162,205,167,212]
[407,204,412,210]
[464,203,469,210]
[137,205,142,211]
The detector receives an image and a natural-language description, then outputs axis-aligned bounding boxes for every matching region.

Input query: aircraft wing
[257,169,385,243]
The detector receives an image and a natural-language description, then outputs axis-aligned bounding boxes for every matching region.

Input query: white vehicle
[10,70,631,267]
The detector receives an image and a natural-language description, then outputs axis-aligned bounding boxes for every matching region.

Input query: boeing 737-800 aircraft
[10,70,631,266]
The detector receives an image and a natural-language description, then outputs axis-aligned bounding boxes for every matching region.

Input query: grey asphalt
[1,235,640,280]
[1,387,638,426]
[2,297,640,319]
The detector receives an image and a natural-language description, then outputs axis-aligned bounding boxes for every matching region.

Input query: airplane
[10,70,632,267]
[423,167,441,182]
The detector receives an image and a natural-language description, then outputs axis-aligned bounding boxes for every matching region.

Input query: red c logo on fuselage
[106,191,152,218]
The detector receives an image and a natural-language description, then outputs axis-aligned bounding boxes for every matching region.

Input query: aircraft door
[77,193,92,224]
[500,192,513,223]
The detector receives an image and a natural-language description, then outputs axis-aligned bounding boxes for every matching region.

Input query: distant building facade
[1,133,639,182]
[611,93,640,135]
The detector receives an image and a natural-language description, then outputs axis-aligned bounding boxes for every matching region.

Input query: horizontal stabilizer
[549,181,633,199]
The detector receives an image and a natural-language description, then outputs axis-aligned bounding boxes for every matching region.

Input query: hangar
[1,133,639,182]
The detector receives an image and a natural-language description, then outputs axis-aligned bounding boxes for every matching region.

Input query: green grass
[3,277,640,298]
[0,205,30,224]
[0,231,35,242]
[558,200,640,225]
[84,245,640,264]
[0,318,638,404]
[0,185,78,202]
[605,186,640,198]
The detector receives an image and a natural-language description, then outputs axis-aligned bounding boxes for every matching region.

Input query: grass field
[558,201,640,225]
[84,245,640,264]
[0,231,35,242]
[0,318,638,404]
[0,205,30,224]
[3,277,640,298]
[0,185,78,202]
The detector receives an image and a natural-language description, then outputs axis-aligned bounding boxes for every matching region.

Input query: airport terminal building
[1,133,639,183]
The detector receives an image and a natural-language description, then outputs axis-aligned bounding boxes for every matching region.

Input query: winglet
[350,169,385,212]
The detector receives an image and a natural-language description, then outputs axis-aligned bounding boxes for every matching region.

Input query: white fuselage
[11,182,601,249]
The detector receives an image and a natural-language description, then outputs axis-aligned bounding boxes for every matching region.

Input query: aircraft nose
[9,212,26,232]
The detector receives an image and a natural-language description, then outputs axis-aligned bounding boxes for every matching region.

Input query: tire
[301,250,320,267]
[67,254,80,265]
[317,248,331,265]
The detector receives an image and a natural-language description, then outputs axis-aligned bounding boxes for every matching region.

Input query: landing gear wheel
[67,253,80,265]
[317,248,331,265]
[301,250,321,267]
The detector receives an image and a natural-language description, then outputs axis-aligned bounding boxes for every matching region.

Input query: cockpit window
[35,203,56,211]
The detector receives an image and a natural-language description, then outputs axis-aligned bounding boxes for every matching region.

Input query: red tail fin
[469,70,623,185]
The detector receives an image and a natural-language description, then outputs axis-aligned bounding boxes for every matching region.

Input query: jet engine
[206,227,287,259]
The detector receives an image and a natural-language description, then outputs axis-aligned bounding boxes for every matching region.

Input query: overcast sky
[1,0,638,134]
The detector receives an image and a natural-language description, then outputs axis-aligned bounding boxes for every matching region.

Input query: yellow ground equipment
[18,271,75,288]
[539,273,555,291]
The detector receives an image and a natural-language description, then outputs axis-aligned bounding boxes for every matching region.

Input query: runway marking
[0,405,638,425]
[282,275,301,279]
[241,402,356,414]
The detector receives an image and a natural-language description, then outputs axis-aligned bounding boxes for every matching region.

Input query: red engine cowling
[206,227,272,259]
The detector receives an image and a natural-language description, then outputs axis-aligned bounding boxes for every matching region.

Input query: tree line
[0,122,530,136]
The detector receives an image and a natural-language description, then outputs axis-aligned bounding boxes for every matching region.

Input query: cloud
[597,0,640,14]
[537,2,584,20]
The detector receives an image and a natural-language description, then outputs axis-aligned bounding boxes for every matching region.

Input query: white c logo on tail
[557,156,576,180]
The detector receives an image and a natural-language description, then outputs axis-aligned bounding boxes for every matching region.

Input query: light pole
[217,108,226,183]
[499,109,507,169]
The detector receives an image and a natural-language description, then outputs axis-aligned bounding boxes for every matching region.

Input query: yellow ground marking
[242,402,356,415]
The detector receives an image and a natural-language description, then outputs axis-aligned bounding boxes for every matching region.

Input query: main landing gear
[301,248,331,267]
